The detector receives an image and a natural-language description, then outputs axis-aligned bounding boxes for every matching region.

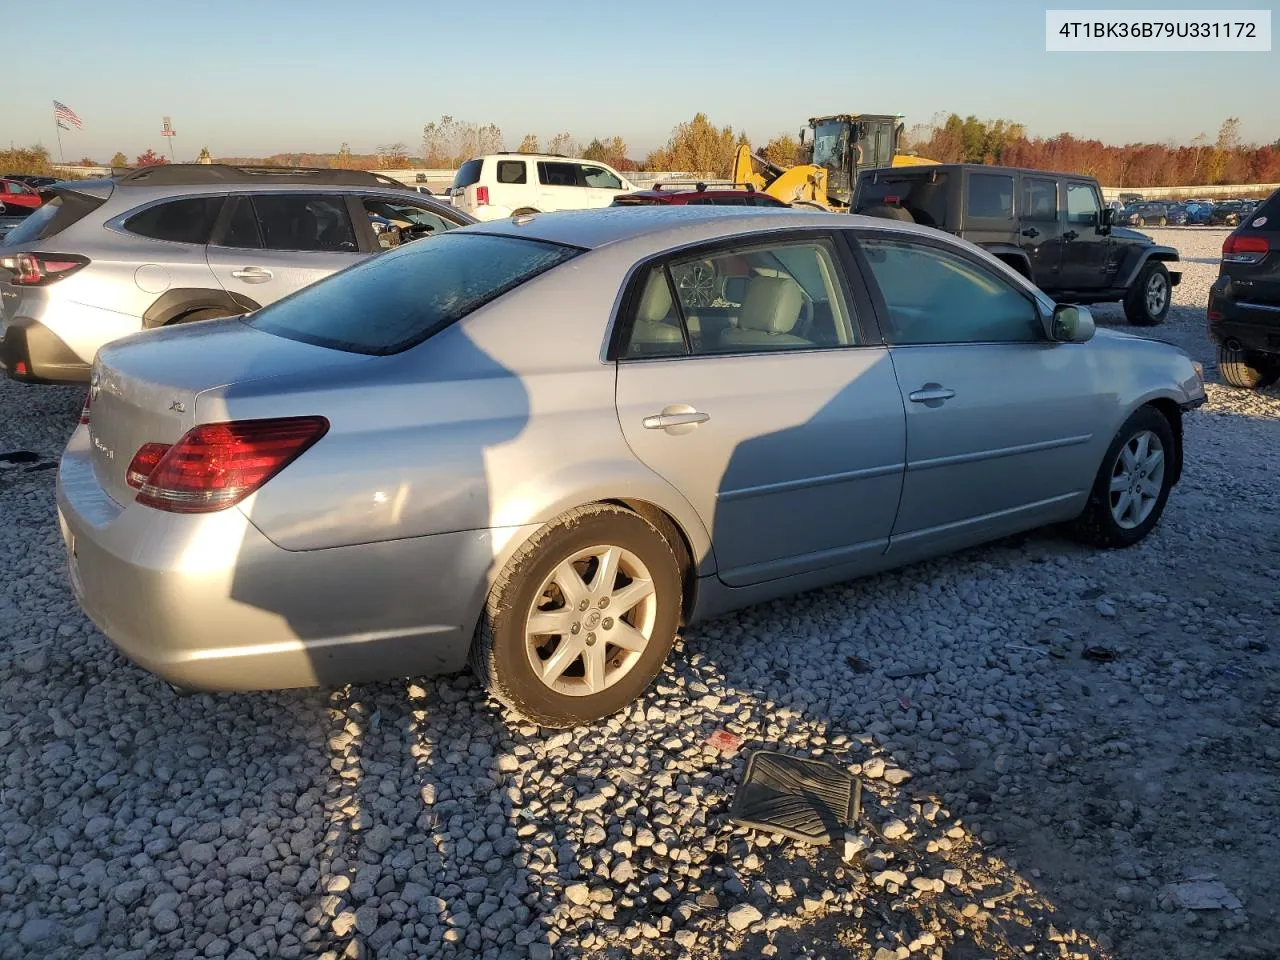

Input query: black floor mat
[729,749,856,845]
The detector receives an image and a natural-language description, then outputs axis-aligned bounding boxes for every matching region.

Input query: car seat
[716,276,809,349]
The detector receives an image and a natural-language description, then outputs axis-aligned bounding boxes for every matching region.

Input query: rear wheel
[1123,260,1171,326]
[1070,405,1176,548]
[860,204,914,223]
[470,504,683,728]
[1218,342,1280,389]
[1158,216,1167,226]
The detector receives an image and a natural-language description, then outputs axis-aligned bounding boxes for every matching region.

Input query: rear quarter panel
[217,245,715,574]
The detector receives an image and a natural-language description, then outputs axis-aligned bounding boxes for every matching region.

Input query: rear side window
[538,162,580,187]
[452,159,483,189]
[495,161,526,185]
[253,195,357,252]
[966,174,1013,220]
[2,191,106,246]
[124,197,224,245]
[247,233,581,355]
[1246,190,1279,228]
[855,174,950,228]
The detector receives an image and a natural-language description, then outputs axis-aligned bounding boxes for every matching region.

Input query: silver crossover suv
[0,164,473,383]
[57,206,1207,728]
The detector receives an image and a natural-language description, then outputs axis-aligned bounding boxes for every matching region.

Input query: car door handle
[1062,230,1079,241]
[643,410,710,430]
[908,386,956,403]
[1020,227,1040,238]
[230,267,273,282]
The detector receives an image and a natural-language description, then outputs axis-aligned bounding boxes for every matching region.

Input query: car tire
[470,503,683,728]
[1218,342,1280,389]
[1134,217,1144,226]
[861,204,915,223]
[1123,260,1171,326]
[1070,405,1177,549]
[1158,217,1167,226]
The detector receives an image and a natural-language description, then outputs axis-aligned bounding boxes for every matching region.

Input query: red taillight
[1,252,89,286]
[1222,234,1269,264]
[475,185,489,205]
[133,416,329,514]
[79,393,91,426]
[125,442,171,488]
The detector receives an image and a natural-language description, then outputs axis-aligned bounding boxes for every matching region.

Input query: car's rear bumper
[56,428,521,692]
[1207,281,1280,354]
[0,317,91,383]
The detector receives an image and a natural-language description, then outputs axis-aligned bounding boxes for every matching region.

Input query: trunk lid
[88,317,372,506]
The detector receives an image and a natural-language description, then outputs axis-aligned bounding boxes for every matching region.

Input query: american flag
[53,100,82,129]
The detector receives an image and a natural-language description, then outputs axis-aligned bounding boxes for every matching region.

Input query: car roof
[454,205,943,251]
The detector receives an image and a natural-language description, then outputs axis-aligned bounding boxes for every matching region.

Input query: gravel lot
[1,227,1277,960]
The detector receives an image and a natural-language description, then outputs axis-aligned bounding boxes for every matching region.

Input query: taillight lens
[133,416,329,514]
[0,253,89,286]
[79,393,91,426]
[125,442,171,488]
[475,186,489,205]
[1222,234,1270,264]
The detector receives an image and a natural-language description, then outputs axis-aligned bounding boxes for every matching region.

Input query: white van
[449,154,638,221]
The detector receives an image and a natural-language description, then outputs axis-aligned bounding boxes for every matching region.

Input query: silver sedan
[57,207,1207,727]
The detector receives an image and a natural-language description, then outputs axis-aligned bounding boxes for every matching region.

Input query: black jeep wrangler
[853,164,1182,326]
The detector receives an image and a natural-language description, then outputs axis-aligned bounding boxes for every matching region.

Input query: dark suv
[853,164,1181,325]
[1114,202,1170,227]
[1207,187,1280,388]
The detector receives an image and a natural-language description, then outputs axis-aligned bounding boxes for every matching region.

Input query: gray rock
[18,917,55,946]
[727,903,762,931]
[365,825,394,854]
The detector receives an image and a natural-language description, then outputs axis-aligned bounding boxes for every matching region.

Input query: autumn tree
[334,143,354,169]
[545,132,579,157]
[517,134,540,154]
[761,134,799,167]
[135,149,168,167]
[109,151,128,168]
[0,145,53,176]
[581,136,628,168]
[421,115,503,166]
[645,113,742,178]
[377,142,410,168]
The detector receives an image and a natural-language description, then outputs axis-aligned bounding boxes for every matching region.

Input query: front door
[1017,174,1065,288]
[1059,180,1112,292]
[852,230,1108,558]
[613,233,906,587]
[206,193,368,305]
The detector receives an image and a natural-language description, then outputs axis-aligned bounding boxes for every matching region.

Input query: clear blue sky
[9,0,1276,162]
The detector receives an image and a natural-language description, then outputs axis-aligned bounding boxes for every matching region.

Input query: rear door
[205,193,368,306]
[536,161,585,212]
[1017,174,1064,287]
[613,231,905,587]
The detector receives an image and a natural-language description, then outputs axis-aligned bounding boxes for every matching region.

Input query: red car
[612,182,792,207]
[0,178,45,213]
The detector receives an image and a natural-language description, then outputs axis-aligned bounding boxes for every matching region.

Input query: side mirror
[1048,303,1095,343]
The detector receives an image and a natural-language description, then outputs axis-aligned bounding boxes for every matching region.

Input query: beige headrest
[637,273,673,324]
[739,276,803,334]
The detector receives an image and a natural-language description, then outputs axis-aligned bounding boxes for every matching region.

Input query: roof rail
[651,180,755,192]
[111,163,413,189]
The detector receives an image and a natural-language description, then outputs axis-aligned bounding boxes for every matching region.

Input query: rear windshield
[1,190,106,246]
[452,159,483,190]
[1248,189,1280,229]
[854,173,950,227]
[247,232,581,355]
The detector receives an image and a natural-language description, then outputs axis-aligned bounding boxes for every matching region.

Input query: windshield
[811,120,849,170]
[248,233,581,355]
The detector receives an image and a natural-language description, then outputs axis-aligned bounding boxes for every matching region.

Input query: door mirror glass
[1050,303,1095,343]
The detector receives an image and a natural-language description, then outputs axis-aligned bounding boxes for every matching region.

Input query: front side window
[253,195,357,252]
[1066,183,1101,225]
[362,198,458,248]
[581,165,622,189]
[859,236,1042,345]
[622,238,857,358]
[966,174,1014,220]
[248,233,581,355]
[124,196,224,245]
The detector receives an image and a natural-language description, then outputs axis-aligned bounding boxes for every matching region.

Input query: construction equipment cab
[801,114,905,209]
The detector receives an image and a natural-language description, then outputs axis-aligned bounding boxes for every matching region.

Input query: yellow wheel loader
[732,113,938,211]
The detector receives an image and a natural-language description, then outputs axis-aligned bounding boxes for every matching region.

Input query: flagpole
[54,115,64,164]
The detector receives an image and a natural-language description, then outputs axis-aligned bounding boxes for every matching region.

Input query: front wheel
[470,504,683,728]
[1123,260,1171,326]
[1158,217,1167,226]
[1218,342,1280,389]
[1070,406,1176,549]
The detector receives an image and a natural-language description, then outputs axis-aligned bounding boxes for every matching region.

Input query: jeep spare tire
[861,204,915,223]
